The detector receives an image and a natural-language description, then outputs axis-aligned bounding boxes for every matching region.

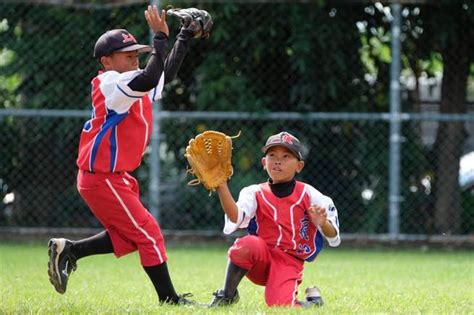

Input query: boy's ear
[100,56,110,70]
[296,160,305,173]
[261,157,266,170]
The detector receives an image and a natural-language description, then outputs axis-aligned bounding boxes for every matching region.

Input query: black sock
[223,261,248,298]
[144,262,179,304]
[70,231,114,260]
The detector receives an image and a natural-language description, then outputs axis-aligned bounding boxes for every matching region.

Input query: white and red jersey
[224,181,340,262]
[77,70,164,173]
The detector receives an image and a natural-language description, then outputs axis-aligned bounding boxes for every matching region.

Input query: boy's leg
[229,235,272,286]
[210,235,271,307]
[144,262,180,304]
[264,249,304,307]
[209,261,247,306]
[223,261,248,298]
[47,231,114,294]
[71,230,114,258]
[76,171,185,304]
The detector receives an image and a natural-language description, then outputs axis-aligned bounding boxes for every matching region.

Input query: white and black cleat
[300,286,324,308]
[47,238,77,294]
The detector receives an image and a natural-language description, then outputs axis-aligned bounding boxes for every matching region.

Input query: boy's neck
[268,178,296,198]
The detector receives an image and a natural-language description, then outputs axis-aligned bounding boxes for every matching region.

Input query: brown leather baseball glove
[185,130,240,193]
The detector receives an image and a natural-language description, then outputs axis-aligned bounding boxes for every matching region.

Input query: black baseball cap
[93,29,152,59]
[261,131,303,160]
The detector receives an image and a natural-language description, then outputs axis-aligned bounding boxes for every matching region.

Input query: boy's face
[100,50,139,73]
[261,146,304,184]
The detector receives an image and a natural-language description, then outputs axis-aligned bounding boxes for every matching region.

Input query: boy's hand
[145,5,169,37]
[307,205,328,227]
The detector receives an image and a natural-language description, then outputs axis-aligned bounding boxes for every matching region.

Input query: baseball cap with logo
[93,29,152,59]
[261,131,303,160]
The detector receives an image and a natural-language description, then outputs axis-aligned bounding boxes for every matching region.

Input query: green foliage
[0,2,472,233]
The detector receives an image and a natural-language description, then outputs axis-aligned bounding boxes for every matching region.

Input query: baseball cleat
[47,238,77,294]
[302,286,324,307]
[175,293,197,306]
[209,289,240,307]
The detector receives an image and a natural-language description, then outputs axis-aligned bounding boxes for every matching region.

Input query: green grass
[0,243,473,314]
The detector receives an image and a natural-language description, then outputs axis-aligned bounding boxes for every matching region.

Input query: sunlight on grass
[0,243,473,314]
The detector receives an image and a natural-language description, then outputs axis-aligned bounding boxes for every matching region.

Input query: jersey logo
[299,216,310,241]
[297,244,311,255]
[122,33,137,44]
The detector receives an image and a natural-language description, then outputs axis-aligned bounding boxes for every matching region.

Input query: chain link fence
[1,1,473,240]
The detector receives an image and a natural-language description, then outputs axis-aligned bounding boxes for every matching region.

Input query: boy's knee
[228,235,266,266]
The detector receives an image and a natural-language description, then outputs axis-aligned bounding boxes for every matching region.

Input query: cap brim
[261,143,302,160]
[116,44,152,54]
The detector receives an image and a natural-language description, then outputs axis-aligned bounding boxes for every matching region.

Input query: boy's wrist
[317,219,330,229]
[154,32,169,40]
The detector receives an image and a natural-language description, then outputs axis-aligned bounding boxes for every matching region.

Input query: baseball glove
[185,130,240,193]
[167,7,213,39]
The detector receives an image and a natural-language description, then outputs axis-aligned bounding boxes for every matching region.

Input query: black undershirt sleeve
[127,32,168,92]
[128,29,193,92]
[163,29,193,84]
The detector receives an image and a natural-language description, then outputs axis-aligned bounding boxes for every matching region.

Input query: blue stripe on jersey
[151,87,158,101]
[109,124,118,172]
[89,110,128,172]
[82,107,96,132]
[305,231,324,262]
[247,217,258,235]
[117,85,142,99]
[83,120,92,131]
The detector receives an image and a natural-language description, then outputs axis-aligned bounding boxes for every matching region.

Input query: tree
[431,3,473,233]
[405,2,474,233]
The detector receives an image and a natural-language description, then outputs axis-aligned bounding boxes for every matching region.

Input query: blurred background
[0,0,473,245]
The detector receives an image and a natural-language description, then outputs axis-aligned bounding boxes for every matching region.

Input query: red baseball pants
[228,235,304,307]
[77,170,167,266]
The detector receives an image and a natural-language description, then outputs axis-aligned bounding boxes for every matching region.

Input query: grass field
[0,242,473,314]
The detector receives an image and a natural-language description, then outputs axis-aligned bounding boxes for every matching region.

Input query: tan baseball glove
[185,130,240,193]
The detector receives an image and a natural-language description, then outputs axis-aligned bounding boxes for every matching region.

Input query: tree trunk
[433,33,470,234]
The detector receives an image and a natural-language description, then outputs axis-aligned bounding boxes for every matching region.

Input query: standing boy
[210,131,341,307]
[47,5,205,305]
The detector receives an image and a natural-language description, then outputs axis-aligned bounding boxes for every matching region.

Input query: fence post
[388,3,402,238]
[148,0,161,220]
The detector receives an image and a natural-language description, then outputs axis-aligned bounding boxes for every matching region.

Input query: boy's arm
[216,182,239,223]
[307,204,340,246]
[128,6,169,92]
[217,183,258,234]
[163,8,212,82]
[127,33,168,92]
[308,205,337,237]
[163,29,194,84]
